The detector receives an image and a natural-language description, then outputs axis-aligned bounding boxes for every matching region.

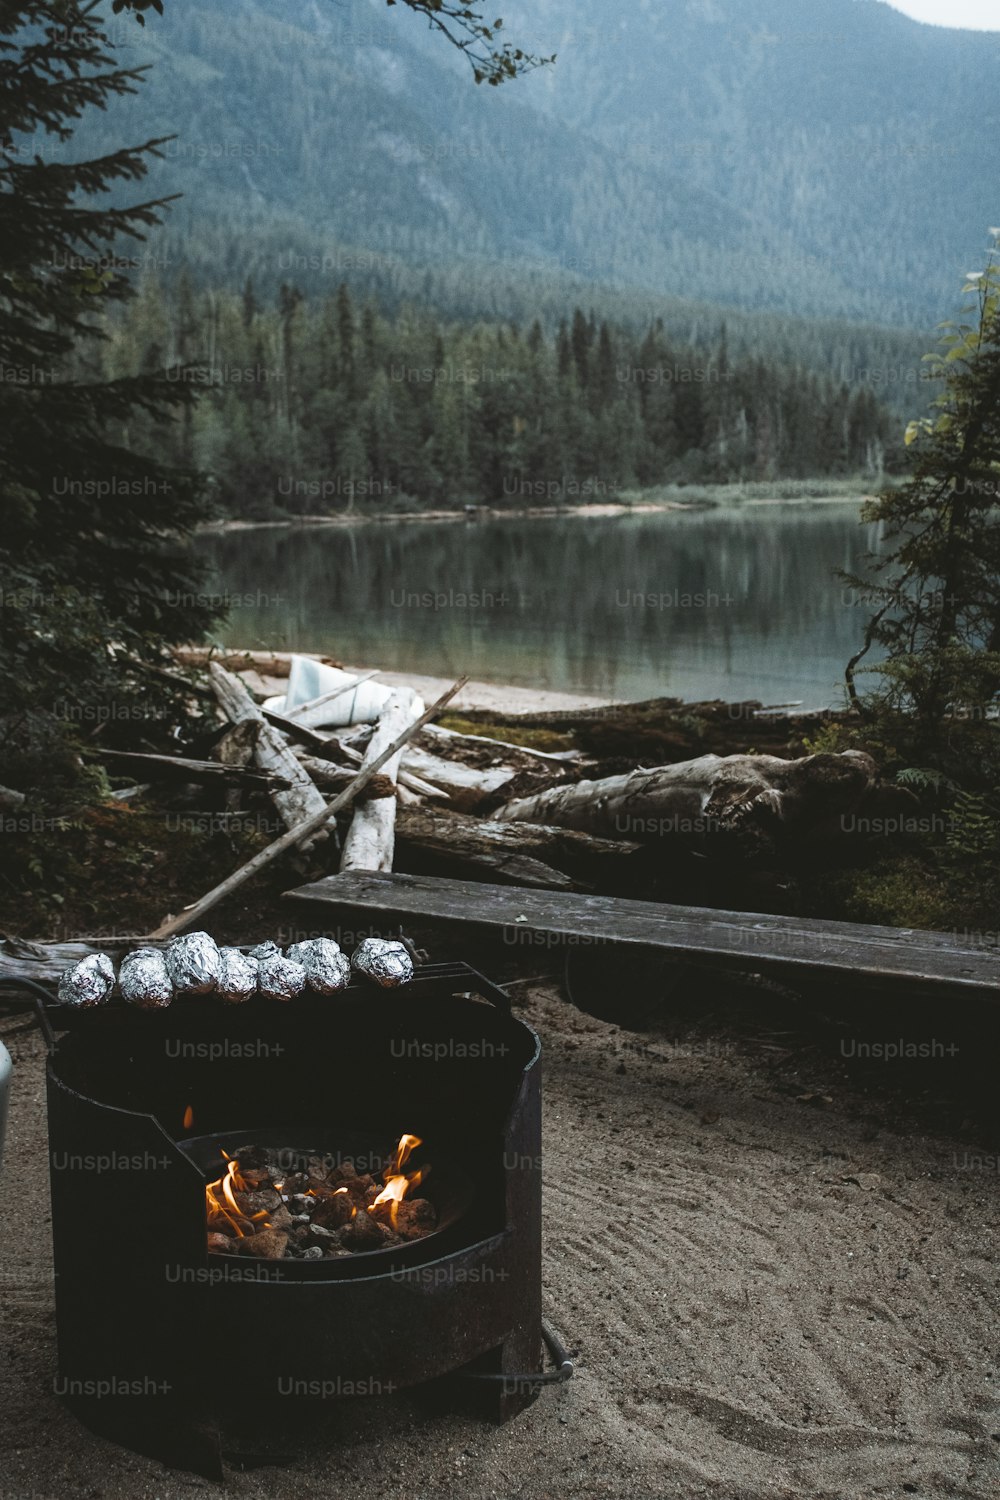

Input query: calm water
[204,502,884,708]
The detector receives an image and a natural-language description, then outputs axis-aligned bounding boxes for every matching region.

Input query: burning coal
[203,1135,436,1260]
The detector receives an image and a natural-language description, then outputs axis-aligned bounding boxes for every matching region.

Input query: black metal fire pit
[41,961,550,1478]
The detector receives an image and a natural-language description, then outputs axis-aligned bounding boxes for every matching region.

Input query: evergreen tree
[845,245,1000,779]
[336,281,356,400]
[241,275,259,329]
[570,307,591,389]
[0,0,217,785]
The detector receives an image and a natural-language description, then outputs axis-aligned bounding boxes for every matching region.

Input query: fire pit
[38,959,555,1478]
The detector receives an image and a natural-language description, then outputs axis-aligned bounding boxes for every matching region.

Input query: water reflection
[204,502,884,707]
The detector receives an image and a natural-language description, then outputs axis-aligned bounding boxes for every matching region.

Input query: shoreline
[198,499,699,532]
[243,658,618,716]
[198,487,875,534]
[228,654,833,718]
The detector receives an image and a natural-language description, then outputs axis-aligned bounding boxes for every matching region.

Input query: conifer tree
[0,1,217,780]
[845,243,1000,779]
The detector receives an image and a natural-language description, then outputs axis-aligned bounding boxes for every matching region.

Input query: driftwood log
[422,722,577,766]
[337,725,571,811]
[400,744,519,810]
[0,934,107,984]
[394,806,644,891]
[454,696,839,764]
[496,751,881,851]
[90,747,290,790]
[209,662,328,844]
[174,648,342,679]
[297,747,447,801]
[148,679,466,938]
[340,688,415,872]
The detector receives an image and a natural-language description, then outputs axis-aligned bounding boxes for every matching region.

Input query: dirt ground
[1,949,998,1500]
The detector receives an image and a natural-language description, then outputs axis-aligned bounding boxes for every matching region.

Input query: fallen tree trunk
[0,935,108,985]
[148,679,467,938]
[422,722,579,765]
[90,747,290,790]
[315,723,571,809]
[455,697,841,764]
[339,688,416,872]
[299,746,447,801]
[174,648,341,679]
[400,743,518,810]
[495,750,880,851]
[394,806,644,891]
[209,662,329,843]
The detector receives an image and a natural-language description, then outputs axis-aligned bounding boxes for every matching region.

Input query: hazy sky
[886,0,1000,28]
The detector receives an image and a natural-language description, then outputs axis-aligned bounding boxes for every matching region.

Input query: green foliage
[0,798,277,933]
[943,789,1000,863]
[91,280,900,516]
[893,766,960,798]
[844,243,1000,786]
[438,715,574,752]
[819,855,965,933]
[0,1,219,796]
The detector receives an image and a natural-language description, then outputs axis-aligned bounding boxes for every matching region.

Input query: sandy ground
[2,952,998,1500]
[346,668,610,717]
[245,663,614,715]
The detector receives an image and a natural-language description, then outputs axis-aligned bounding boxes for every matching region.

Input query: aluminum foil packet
[57,952,115,1008]
[287,938,351,995]
[256,951,307,1001]
[165,931,221,996]
[216,947,259,1005]
[249,940,281,962]
[119,947,173,1010]
[350,938,414,988]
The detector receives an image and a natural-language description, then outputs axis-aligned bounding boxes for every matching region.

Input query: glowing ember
[201,1135,436,1259]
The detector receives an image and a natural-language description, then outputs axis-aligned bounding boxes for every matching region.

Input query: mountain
[34,0,999,328]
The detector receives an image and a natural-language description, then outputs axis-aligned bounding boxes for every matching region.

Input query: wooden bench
[286,870,1000,1005]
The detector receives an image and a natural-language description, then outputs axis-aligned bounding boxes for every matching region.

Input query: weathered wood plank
[285,871,1000,1000]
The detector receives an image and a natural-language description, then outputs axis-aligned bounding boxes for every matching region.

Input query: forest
[95,277,903,518]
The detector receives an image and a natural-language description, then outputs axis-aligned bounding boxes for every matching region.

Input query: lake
[203,501,885,708]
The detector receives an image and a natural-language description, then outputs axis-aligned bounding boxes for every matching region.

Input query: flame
[205,1151,269,1239]
[182,1105,194,1131]
[371,1134,429,1227]
[203,1134,431,1249]
[388,1133,421,1175]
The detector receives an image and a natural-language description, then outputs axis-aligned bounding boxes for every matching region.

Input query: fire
[182,1105,194,1131]
[371,1133,428,1228]
[202,1132,431,1252]
[205,1151,270,1239]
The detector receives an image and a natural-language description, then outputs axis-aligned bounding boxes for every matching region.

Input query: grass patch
[438,715,575,753]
